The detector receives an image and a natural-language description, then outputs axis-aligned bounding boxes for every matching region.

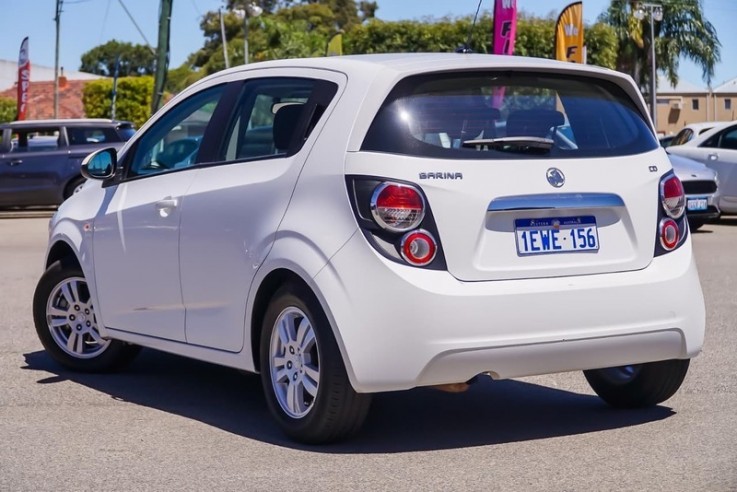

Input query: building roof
[714,77,737,94]
[0,79,90,119]
[0,59,102,91]
[657,75,708,94]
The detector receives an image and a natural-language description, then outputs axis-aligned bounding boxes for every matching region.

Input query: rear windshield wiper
[462,136,555,152]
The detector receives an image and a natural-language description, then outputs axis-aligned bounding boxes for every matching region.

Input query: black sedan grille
[682,180,717,195]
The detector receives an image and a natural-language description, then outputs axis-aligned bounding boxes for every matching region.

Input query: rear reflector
[400,230,437,266]
[371,182,425,232]
[659,218,680,250]
[661,175,685,219]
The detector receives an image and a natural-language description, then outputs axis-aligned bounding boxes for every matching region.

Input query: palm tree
[599,0,720,93]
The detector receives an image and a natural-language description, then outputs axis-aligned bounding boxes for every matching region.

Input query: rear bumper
[687,205,720,221]
[314,232,705,393]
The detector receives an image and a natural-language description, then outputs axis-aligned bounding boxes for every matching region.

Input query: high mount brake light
[400,230,437,266]
[370,183,425,232]
[661,175,686,219]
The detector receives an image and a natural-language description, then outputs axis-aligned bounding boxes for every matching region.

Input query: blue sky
[0,0,734,87]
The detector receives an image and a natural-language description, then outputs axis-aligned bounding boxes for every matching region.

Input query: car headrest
[273,104,305,151]
[506,109,565,137]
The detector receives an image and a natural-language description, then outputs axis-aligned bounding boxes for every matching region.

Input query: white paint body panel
[43,54,705,393]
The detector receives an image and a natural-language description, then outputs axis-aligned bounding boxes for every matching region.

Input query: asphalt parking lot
[1,215,735,491]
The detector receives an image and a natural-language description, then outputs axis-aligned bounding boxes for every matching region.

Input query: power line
[116,0,155,53]
[99,0,112,45]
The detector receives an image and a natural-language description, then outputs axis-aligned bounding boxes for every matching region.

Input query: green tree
[345,15,617,70]
[0,97,15,124]
[80,40,156,77]
[599,0,720,90]
[82,76,154,128]
[166,63,204,94]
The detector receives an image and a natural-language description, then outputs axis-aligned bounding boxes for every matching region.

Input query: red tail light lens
[400,230,437,266]
[659,218,680,250]
[370,183,425,232]
[661,175,685,219]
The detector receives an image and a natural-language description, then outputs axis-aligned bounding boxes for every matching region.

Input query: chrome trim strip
[488,193,625,212]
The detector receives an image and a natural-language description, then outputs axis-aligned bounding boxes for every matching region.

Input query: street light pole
[234,4,262,65]
[634,2,663,131]
[244,9,249,65]
[220,8,230,68]
[53,0,63,119]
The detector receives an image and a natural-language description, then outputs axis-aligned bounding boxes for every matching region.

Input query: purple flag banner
[493,0,517,55]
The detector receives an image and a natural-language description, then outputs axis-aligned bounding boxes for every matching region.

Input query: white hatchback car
[34,54,705,443]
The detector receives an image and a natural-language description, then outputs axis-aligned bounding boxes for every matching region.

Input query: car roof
[0,118,133,129]
[679,121,730,133]
[210,53,623,82]
[683,120,737,146]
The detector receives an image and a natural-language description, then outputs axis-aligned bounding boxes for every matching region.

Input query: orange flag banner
[555,2,584,63]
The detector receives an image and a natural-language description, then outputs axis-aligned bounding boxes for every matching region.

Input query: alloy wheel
[45,276,109,359]
[269,307,320,419]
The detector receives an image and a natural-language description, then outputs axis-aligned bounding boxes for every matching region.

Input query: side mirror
[81,147,117,180]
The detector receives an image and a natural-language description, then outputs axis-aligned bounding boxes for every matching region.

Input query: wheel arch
[46,239,80,269]
[63,174,85,200]
[250,268,313,372]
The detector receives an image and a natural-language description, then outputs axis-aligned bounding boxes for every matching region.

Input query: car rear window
[362,71,658,159]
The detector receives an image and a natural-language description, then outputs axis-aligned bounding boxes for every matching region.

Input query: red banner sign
[17,37,30,121]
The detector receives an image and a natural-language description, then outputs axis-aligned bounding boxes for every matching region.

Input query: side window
[702,125,737,149]
[719,127,737,150]
[671,129,693,146]
[220,77,336,162]
[10,128,60,152]
[127,85,224,178]
[67,127,119,145]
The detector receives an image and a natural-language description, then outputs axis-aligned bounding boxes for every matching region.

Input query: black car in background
[0,119,135,207]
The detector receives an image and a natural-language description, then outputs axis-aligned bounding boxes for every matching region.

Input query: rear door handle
[708,153,719,161]
[154,197,179,217]
[7,159,22,166]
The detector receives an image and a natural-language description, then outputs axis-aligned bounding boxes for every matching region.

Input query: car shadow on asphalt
[23,349,675,453]
[716,217,737,227]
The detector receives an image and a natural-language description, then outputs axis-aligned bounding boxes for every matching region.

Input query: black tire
[63,177,86,200]
[33,260,140,372]
[259,283,371,444]
[688,218,706,231]
[584,359,690,408]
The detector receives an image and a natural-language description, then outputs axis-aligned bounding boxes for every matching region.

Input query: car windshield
[362,71,658,159]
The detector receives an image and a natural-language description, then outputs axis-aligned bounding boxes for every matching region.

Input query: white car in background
[668,120,737,214]
[666,121,731,147]
[33,54,705,443]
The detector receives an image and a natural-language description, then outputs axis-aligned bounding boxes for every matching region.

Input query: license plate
[687,197,708,211]
[515,216,599,256]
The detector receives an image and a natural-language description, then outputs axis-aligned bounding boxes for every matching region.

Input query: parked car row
[666,120,737,216]
[0,119,135,207]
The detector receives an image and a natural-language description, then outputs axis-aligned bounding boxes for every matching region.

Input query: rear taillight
[659,218,680,250]
[654,171,688,257]
[400,230,437,266]
[370,183,425,232]
[661,174,685,219]
[347,176,446,270]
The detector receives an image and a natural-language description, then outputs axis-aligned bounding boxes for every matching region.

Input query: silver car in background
[668,153,720,230]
